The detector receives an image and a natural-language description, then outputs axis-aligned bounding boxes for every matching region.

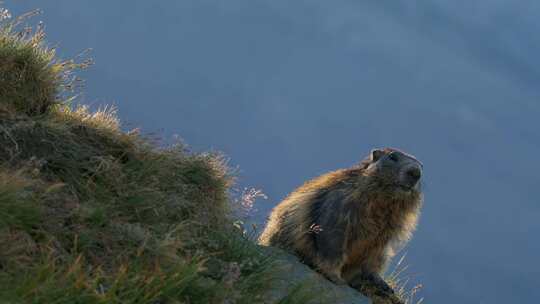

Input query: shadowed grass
[0,172,40,231]
[0,254,210,304]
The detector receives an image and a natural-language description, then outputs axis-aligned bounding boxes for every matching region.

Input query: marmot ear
[370,149,385,162]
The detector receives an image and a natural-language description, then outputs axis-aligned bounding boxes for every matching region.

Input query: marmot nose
[406,167,421,183]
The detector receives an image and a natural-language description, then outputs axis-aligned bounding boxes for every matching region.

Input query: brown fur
[259,148,423,303]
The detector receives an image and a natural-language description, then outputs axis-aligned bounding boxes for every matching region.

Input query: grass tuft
[386,254,424,304]
[0,10,91,116]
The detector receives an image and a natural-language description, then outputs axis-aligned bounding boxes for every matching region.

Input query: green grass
[0,173,40,231]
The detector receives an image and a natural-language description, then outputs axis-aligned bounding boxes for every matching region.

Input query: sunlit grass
[386,254,424,304]
[0,9,91,116]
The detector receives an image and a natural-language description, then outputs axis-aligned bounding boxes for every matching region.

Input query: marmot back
[259,148,424,304]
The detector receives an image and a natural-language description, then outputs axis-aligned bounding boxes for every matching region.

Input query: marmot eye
[388,153,399,162]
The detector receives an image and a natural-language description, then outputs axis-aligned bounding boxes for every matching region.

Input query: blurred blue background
[9,1,540,302]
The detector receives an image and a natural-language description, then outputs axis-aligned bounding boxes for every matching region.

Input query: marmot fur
[259,148,424,304]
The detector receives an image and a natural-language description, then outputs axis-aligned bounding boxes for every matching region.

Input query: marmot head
[361,148,423,195]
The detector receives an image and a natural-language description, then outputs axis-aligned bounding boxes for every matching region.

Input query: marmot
[259,148,423,304]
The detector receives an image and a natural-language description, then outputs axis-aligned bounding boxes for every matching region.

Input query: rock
[261,246,371,304]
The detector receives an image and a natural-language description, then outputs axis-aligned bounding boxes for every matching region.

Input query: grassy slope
[0,13,282,304]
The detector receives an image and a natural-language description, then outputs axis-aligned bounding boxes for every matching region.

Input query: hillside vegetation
[0,12,286,304]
